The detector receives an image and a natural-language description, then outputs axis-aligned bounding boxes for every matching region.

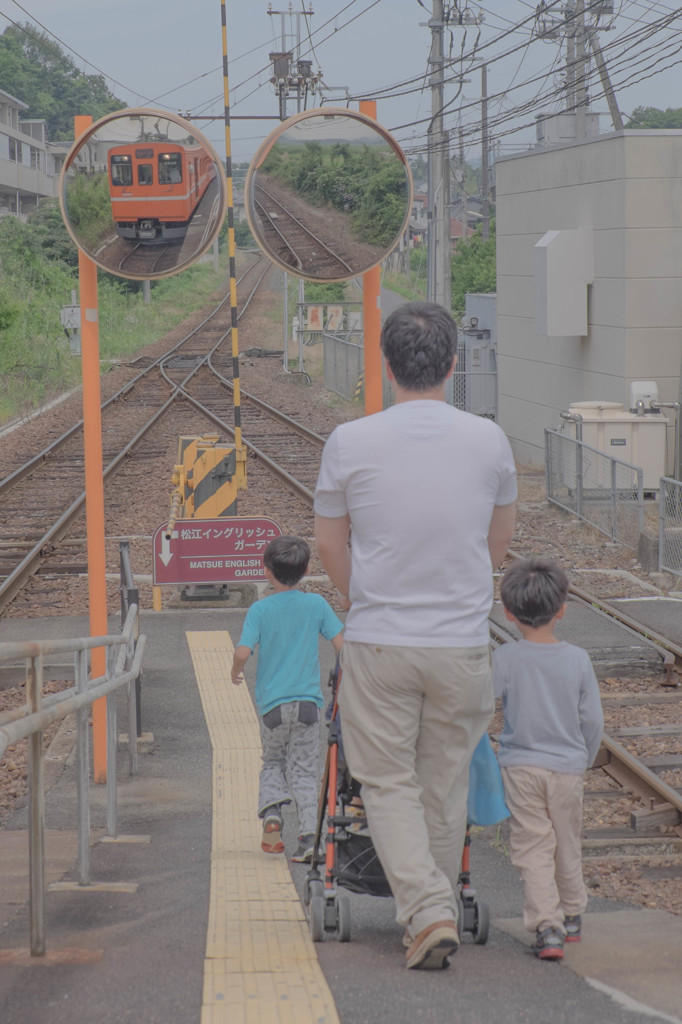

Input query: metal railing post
[27,653,45,956]
[126,631,139,776]
[659,478,666,574]
[76,647,91,885]
[106,647,118,838]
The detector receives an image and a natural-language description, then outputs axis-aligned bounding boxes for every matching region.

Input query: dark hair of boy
[500,557,570,628]
[263,535,310,587]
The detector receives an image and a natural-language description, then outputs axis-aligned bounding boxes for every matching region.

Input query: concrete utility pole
[427,0,452,310]
[267,5,317,375]
[575,0,587,138]
[565,3,576,111]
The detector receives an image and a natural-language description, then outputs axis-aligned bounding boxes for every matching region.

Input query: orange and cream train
[108,141,216,244]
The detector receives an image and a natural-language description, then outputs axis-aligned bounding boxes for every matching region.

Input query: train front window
[138,164,153,186]
[110,155,132,187]
[158,153,182,184]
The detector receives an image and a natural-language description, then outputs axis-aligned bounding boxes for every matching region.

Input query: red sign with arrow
[152,516,283,586]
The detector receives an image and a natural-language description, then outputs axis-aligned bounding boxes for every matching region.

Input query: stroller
[303,659,509,944]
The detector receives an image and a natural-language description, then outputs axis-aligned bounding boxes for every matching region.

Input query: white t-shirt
[314,400,517,647]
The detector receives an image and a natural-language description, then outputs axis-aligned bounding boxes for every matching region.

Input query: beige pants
[501,765,587,932]
[338,641,493,937]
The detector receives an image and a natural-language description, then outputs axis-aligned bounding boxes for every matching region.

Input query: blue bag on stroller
[467,732,510,827]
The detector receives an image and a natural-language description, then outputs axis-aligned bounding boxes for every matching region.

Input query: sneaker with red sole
[533,925,564,960]
[564,915,582,942]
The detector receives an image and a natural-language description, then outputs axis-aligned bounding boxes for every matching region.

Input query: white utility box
[563,401,668,491]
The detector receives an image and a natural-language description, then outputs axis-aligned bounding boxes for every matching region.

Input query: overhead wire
[389,3,681,145]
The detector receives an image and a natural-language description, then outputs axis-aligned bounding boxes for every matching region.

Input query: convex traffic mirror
[245,107,413,282]
[59,108,227,280]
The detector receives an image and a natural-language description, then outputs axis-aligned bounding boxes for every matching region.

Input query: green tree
[304,281,346,303]
[450,222,496,316]
[0,23,124,139]
[28,199,79,269]
[625,106,682,129]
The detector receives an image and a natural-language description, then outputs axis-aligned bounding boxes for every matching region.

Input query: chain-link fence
[545,429,644,548]
[659,477,682,578]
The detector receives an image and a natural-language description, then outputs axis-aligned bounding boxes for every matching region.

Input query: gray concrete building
[496,126,682,473]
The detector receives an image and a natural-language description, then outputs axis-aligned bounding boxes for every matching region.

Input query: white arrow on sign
[160,531,175,566]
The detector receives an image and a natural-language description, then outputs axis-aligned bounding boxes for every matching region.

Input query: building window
[8,138,21,162]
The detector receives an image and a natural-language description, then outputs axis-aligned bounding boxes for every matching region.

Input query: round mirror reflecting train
[59,108,227,281]
[245,108,412,282]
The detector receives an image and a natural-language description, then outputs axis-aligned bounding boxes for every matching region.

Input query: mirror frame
[245,107,413,283]
[58,107,228,281]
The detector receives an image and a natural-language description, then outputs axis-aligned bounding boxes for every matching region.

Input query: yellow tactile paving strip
[186,631,340,1024]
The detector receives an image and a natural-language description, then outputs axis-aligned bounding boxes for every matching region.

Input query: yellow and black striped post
[220,1,246,481]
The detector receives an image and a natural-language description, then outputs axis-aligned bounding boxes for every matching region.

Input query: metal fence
[322,332,365,401]
[322,333,498,418]
[659,476,682,578]
[545,429,644,548]
[0,602,145,956]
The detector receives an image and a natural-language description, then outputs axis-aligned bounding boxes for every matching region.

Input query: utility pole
[481,64,489,241]
[426,0,451,311]
[575,0,587,139]
[565,2,576,112]
[267,5,318,375]
[267,5,317,119]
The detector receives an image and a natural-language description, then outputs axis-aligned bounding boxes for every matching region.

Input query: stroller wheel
[337,895,351,943]
[309,895,325,942]
[456,897,466,940]
[304,874,323,906]
[473,898,489,945]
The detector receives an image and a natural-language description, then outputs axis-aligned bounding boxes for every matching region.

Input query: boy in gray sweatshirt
[493,557,604,960]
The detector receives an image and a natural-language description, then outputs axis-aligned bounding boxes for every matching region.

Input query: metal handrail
[0,603,146,956]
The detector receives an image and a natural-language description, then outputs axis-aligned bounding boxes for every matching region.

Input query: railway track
[117,241,180,275]
[0,255,326,613]
[1,280,681,900]
[253,181,355,278]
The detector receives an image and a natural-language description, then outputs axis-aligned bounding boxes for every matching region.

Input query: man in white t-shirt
[314,302,517,970]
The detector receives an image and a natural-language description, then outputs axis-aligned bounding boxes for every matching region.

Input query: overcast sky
[2,1,681,164]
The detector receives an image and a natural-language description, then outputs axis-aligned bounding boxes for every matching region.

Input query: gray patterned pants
[258,700,320,837]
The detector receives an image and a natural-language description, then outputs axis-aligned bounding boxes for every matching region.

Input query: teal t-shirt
[237,590,343,715]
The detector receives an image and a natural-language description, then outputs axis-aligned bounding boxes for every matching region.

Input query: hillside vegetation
[0,201,228,424]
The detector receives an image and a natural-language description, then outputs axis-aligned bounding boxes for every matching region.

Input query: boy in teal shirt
[231,535,343,862]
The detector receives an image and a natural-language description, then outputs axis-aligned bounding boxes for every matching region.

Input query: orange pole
[360,100,382,415]
[75,115,108,784]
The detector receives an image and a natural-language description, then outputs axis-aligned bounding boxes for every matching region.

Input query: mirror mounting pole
[74,114,108,785]
[360,100,383,415]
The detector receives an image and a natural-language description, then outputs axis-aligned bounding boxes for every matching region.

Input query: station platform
[0,608,680,1024]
